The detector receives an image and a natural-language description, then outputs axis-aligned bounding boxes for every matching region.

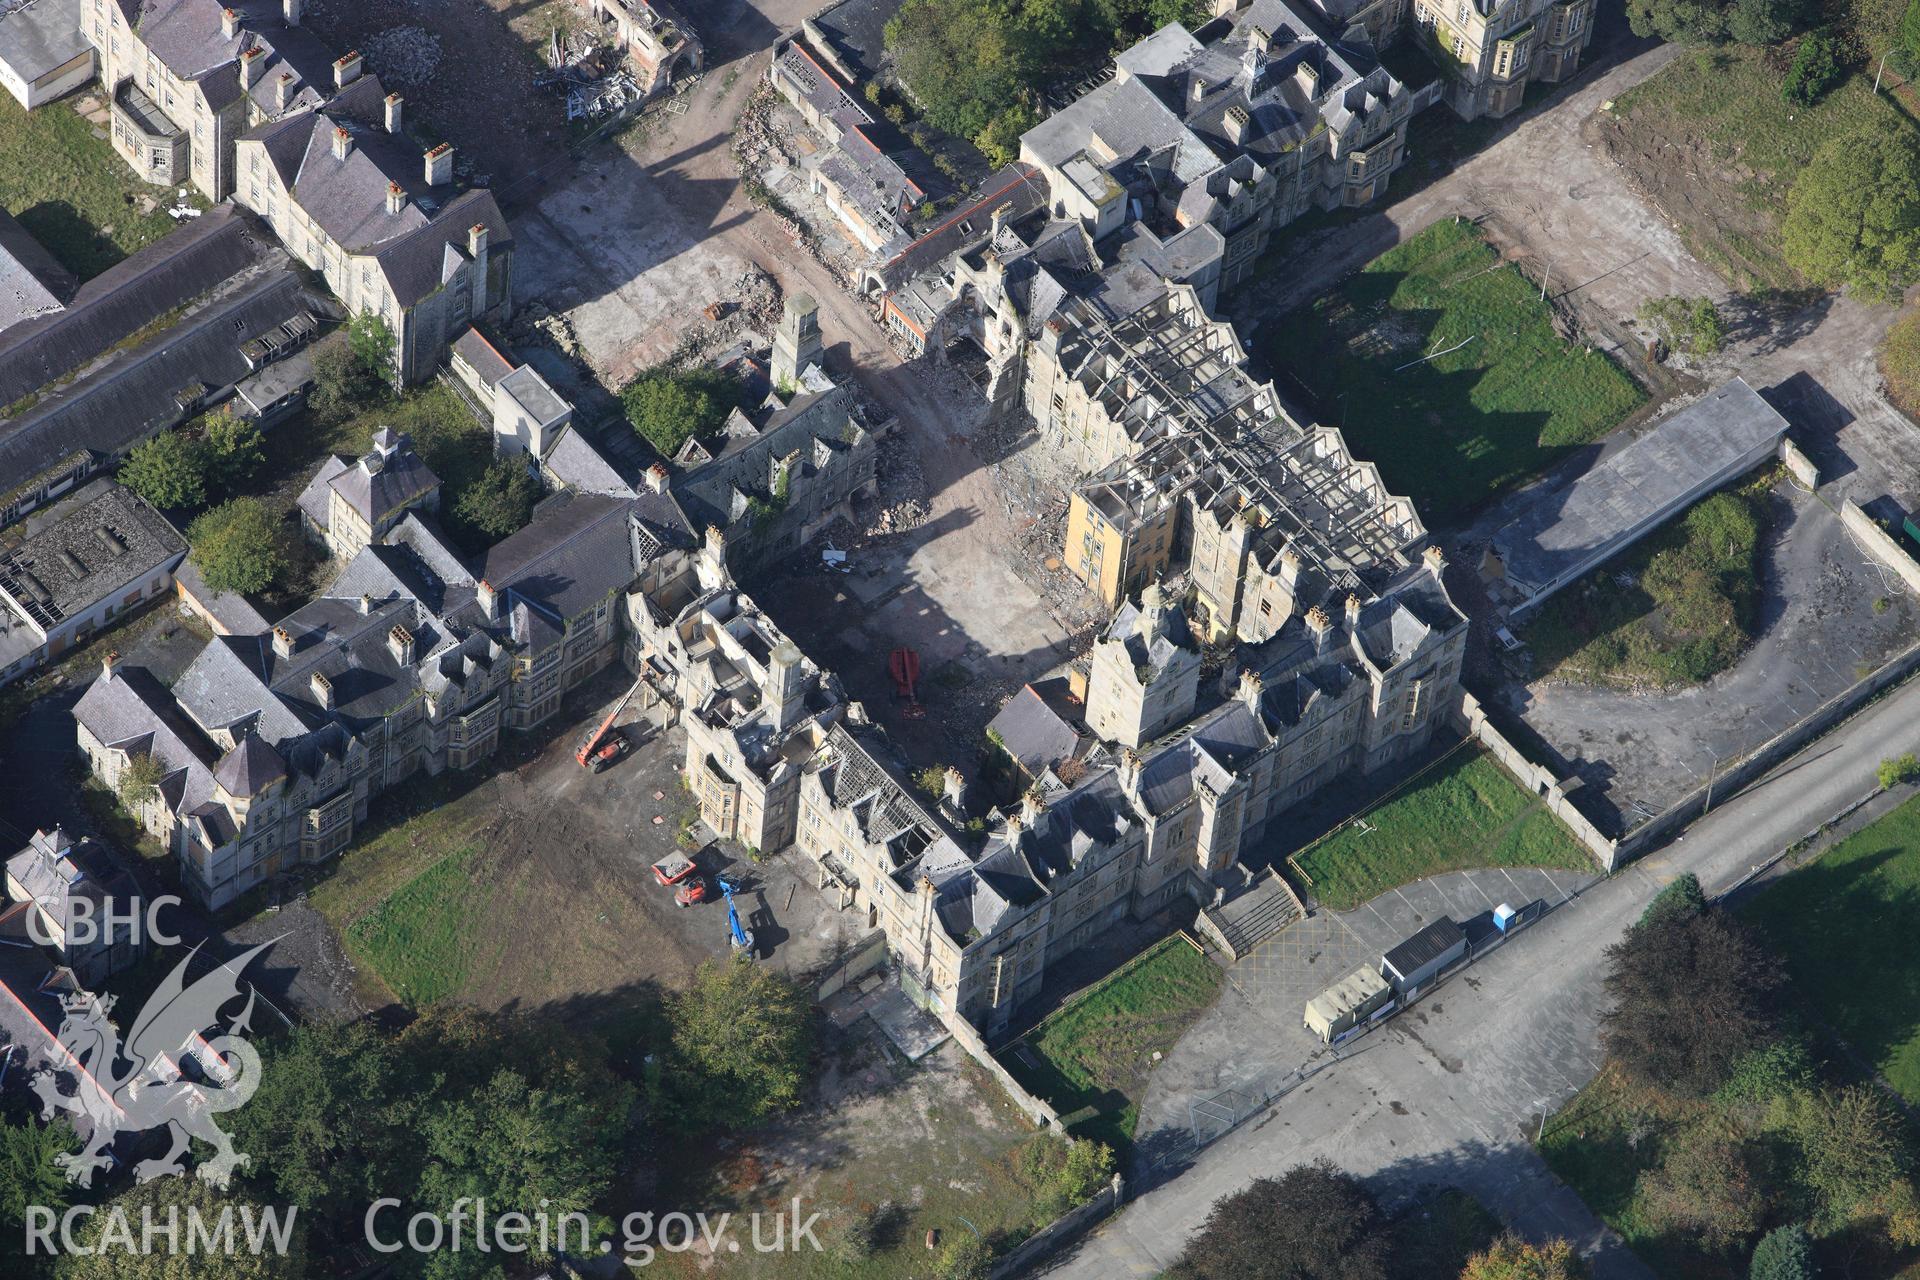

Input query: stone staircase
[1197,868,1308,961]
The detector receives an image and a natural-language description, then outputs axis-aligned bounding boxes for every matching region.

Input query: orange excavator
[575,673,647,770]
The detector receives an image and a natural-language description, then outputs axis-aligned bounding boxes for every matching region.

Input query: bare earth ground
[1250,36,1920,835]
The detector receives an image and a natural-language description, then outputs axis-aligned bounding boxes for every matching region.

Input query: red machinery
[888,648,926,719]
[575,674,646,770]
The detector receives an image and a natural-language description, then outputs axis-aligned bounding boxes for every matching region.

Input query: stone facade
[1411,0,1594,120]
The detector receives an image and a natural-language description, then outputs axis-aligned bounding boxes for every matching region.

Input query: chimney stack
[1118,747,1141,792]
[100,651,121,682]
[477,579,499,619]
[1305,605,1333,653]
[309,671,333,710]
[424,142,453,186]
[1423,545,1447,578]
[386,181,406,216]
[239,45,266,89]
[467,223,490,316]
[1344,592,1363,628]
[331,125,352,161]
[272,626,295,659]
[275,70,294,111]
[1238,667,1263,712]
[942,766,966,813]
[221,7,239,40]
[388,624,415,667]
[358,593,373,616]
[1020,787,1046,829]
[332,50,362,89]
[645,463,670,494]
[283,0,301,25]
[384,92,403,135]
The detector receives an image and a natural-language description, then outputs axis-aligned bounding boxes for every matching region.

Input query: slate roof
[987,683,1083,779]
[73,665,219,818]
[873,164,1048,293]
[451,325,515,388]
[0,206,73,332]
[327,430,439,524]
[0,205,270,409]
[174,633,313,746]
[117,0,331,113]
[544,428,635,499]
[0,266,312,489]
[809,0,898,81]
[210,730,285,797]
[479,489,690,625]
[5,827,138,939]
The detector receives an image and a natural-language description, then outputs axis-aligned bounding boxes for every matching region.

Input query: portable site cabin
[1304,965,1392,1043]
[1382,918,1467,997]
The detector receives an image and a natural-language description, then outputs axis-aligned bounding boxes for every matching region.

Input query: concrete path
[1045,651,1920,1278]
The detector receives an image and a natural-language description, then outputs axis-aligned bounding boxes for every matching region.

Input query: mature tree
[1600,906,1783,1097]
[1169,1159,1391,1280]
[1459,1235,1589,1280]
[1634,1117,1773,1252]
[1,1115,74,1277]
[309,337,370,420]
[229,1021,419,1235]
[1788,1084,1920,1242]
[1781,29,1842,107]
[451,460,540,546]
[1638,872,1706,930]
[116,751,167,814]
[187,498,285,597]
[1730,0,1807,44]
[347,311,396,381]
[120,431,209,511]
[54,1175,307,1279]
[660,955,812,1131]
[1784,121,1920,301]
[619,368,737,458]
[1747,1224,1815,1280]
[202,411,266,494]
[413,1068,631,1280]
[1626,0,1730,42]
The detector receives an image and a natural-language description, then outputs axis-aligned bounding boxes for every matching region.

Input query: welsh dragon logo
[32,941,271,1188]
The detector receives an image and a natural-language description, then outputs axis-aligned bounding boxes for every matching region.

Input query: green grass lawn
[1524,474,1772,687]
[1607,46,1917,290]
[0,90,191,280]
[344,845,504,1007]
[1745,793,1920,1106]
[1264,219,1644,525]
[1289,748,1595,910]
[1000,936,1223,1155]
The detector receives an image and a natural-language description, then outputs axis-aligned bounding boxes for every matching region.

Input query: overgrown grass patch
[1263,219,1644,524]
[1745,793,1920,1106]
[1537,1068,1719,1279]
[1288,749,1595,910]
[1523,473,1773,687]
[1606,46,1915,290]
[0,92,190,279]
[1000,936,1223,1155]
[344,845,501,1008]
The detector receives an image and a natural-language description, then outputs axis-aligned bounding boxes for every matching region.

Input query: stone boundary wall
[1452,692,1620,871]
[1841,498,1920,597]
[1780,435,1820,488]
[949,1013,1064,1133]
[989,1176,1126,1279]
